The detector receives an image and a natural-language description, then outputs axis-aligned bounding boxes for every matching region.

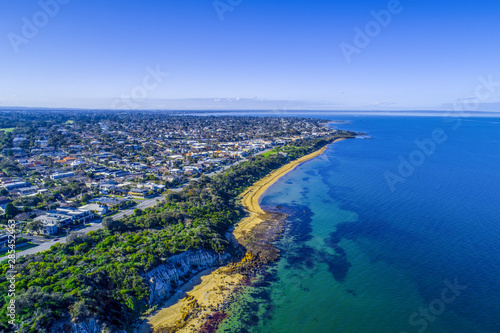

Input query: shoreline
[234,141,342,240]
[141,139,343,332]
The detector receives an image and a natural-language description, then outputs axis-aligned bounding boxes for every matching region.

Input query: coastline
[234,142,337,240]
[141,140,342,333]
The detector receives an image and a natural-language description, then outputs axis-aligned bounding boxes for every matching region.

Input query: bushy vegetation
[0,135,353,332]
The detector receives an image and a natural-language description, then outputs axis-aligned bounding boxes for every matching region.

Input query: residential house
[34,212,73,228]
[56,207,94,223]
[3,181,31,191]
[129,188,149,199]
[79,204,109,216]
[14,186,39,196]
[43,223,58,235]
[50,172,75,180]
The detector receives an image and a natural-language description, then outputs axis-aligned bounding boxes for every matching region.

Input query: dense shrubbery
[0,135,353,332]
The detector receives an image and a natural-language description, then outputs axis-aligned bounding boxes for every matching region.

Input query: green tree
[4,202,18,218]
[102,216,124,232]
[81,193,92,203]
[27,220,44,233]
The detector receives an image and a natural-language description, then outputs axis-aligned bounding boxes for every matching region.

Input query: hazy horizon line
[2,97,500,113]
[1,106,500,117]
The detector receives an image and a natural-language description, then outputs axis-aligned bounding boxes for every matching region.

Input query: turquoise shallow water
[218,115,500,333]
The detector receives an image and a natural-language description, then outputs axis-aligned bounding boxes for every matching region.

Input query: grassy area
[0,243,38,257]
[262,149,278,157]
[0,127,15,133]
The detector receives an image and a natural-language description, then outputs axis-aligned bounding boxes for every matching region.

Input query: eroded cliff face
[50,317,127,333]
[49,249,230,333]
[146,249,230,304]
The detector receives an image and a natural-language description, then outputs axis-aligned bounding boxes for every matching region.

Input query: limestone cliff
[146,249,230,304]
[49,317,127,333]
[49,249,230,333]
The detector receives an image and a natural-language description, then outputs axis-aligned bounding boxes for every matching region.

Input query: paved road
[17,222,106,257]
[18,233,46,244]
[18,236,67,257]
[111,196,165,220]
[17,149,272,257]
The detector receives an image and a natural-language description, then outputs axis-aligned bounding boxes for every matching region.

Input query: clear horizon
[1,0,500,111]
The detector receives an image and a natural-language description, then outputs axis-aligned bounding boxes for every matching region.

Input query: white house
[43,223,58,235]
[79,204,109,216]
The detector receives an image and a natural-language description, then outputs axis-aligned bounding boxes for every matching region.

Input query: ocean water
[217,115,500,333]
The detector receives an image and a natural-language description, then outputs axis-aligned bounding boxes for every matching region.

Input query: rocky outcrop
[49,317,127,333]
[48,250,229,333]
[145,249,230,304]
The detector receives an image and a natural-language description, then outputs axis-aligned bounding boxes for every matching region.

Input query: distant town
[0,110,347,253]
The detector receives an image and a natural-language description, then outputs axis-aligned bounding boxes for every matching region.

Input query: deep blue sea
[217,114,500,333]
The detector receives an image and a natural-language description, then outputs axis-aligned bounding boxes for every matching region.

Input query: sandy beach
[141,142,340,333]
[234,144,334,240]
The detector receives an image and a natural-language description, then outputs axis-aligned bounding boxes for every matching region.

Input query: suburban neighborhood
[0,111,347,255]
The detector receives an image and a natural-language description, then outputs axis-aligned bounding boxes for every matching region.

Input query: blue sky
[1,0,500,110]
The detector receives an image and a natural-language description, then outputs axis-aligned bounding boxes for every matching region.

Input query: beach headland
[141,139,344,333]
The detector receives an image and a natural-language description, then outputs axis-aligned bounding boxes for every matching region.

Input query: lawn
[0,128,15,133]
[262,149,278,157]
[0,243,38,257]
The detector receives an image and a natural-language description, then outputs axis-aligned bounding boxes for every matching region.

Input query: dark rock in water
[286,245,317,271]
[325,231,342,247]
[287,255,304,266]
[251,289,271,302]
[253,280,271,288]
[334,246,347,256]
[263,271,280,283]
[246,314,260,326]
[200,311,228,333]
[346,289,357,296]
[244,302,260,314]
[317,247,351,282]
[324,229,351,282]
[305,170,317,176]
[304,257,315,269]
[325,254,351,282]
